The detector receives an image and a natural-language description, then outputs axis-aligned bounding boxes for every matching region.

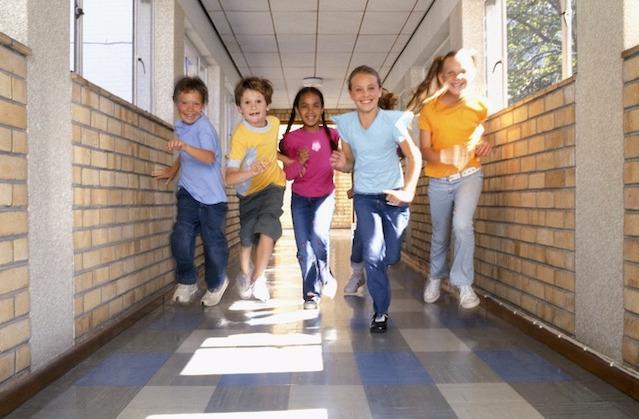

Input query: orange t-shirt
[418,95,488,178]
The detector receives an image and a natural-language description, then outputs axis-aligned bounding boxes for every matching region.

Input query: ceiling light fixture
[302,77,323,87]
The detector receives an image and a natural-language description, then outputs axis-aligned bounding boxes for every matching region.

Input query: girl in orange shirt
[407,49,492,309]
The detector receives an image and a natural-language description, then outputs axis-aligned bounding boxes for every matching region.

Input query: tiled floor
[9,229,639,418]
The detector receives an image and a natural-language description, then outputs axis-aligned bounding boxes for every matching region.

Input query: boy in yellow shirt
[225,77,286,302]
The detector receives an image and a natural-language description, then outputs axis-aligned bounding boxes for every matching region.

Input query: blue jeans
[350,223,363,264]
[291,191,335,299]
[170,188,228,290]
[353,193,410,315]
[428,170,483,287]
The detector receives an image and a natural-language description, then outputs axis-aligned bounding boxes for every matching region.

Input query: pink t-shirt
[280,126,339,198]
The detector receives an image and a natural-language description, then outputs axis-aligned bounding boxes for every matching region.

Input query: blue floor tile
[475,349,574,383]
[147,311,203,331]
[217,372,292,386]
[355,352,434,385]
[75,352,171,386]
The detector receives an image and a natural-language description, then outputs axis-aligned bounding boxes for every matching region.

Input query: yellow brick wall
[0,34,30,386]
[403,78,576,334]
[623,45,639,368]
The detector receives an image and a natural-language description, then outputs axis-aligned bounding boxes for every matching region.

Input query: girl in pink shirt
[280,87,339,310]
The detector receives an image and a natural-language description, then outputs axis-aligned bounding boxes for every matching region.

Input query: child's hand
[297,148,309,165]
[167,138,187,152]
[151,166,178,184]
[346,188,354,199]
[330,150,348,171]
[440,145,471,171]
[474,139,492,157]
[248,160,269,176]
[384,189,414,205]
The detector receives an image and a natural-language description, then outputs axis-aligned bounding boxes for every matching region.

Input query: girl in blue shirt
[331,65,421,333]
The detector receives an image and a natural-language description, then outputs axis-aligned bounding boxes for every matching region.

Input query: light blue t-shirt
[333,109,414,194]
[175,115,227,204]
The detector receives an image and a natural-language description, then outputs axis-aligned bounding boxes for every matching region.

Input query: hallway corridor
[7,229,639,418]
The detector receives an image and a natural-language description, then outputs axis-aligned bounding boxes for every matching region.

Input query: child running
[343,89,400,295]
[407,49,491,309]
[331,66,421,333]
[152,76,229,307]
[280,87,339,310]
[225,77,286,302]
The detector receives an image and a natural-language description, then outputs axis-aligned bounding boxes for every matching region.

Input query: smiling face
[237,89,269,128]
[348,72,382,114]
[175,90,204,124]
[297,91,323,130]
[438,54,474,97]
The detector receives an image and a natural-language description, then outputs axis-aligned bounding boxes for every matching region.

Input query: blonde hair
[406,49,477,113]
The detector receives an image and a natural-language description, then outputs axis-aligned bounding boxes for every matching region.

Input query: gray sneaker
[343,273,365,295]
[235,271,253,300]
[173,283,198,304]
[459,285,480,309]
[201,276,229,307]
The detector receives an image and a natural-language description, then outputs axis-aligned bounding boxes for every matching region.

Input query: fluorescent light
[303,77,322,87]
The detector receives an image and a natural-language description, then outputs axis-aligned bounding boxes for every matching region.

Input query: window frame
[485,0,575,110]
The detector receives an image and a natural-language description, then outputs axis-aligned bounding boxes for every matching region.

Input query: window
[70,0,152,111]
[485,0,576,109]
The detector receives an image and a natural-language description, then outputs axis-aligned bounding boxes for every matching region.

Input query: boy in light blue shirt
[153,76,229,306]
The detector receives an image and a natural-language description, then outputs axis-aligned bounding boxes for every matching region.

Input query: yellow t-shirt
[227,115,286,196]
[419,95,488,178]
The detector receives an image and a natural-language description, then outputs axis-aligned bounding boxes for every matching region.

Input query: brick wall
[403,78,576,334]
[71,75,178,340]
[0,34,30,385]
[623,45,639,368]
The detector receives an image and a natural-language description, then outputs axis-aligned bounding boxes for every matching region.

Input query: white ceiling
[200,0,435,109]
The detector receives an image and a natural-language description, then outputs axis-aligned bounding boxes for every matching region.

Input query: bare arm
[224,160,269,186]
[384,138,422,204]
[330,142,354,173]
[151,157,180,184]
[419,130,440,164]
[168,138,214,165]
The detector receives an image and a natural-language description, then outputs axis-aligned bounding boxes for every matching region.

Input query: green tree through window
[506,0,576,105]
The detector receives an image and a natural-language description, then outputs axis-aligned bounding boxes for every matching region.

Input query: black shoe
[303,295,320,310]
[369,313,388,333]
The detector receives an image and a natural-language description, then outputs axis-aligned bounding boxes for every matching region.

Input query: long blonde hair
[407,49,478,113]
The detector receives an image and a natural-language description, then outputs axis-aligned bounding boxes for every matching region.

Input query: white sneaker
[459,285,480,309]
[423,278,441,303]
[201,276,229,307]
[343,271,365,295]
[252,275,270,302]
[323,275,337,299]
[173,283,198,304]
[235,271,253,300]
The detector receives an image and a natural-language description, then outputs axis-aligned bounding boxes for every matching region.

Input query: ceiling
[199,0,436,109]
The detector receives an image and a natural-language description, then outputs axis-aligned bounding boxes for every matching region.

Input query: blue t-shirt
[175,115,227,204]
[333,109,413,194]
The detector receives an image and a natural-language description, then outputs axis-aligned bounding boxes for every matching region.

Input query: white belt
[445,166,480,182]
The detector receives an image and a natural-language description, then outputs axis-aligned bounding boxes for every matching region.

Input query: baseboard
[0,287,172,416]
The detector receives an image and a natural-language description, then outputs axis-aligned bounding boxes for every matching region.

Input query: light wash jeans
[428,170,483,287]
[354,193,410,315]
[291,191,335,299]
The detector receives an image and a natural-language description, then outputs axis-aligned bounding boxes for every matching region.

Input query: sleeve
[226,126,245,169]
[477,96,489,122]
[329,127,340,147]
[391,110,414,144]
[196,121,217,152]
[418,106,432,132]
[283,161,304,180]
[332,114,349,144]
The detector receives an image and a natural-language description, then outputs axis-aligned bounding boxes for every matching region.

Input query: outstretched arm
[151,157,181,184]
[168,138,215,165]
